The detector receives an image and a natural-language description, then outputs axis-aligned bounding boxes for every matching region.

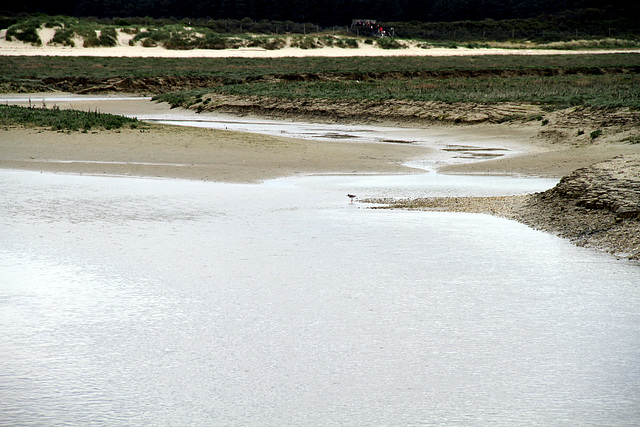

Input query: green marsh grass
[0,104,139,131]
[173,74,640,109]
[2,54,638,81]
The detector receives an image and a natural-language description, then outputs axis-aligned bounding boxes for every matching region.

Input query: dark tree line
[3,0,638,26]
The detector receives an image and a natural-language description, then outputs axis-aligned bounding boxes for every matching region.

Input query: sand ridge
[2,27,639,58]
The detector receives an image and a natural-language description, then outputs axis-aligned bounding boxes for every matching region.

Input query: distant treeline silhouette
[4,0,639,27]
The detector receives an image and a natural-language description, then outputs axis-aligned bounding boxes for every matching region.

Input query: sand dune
[2,27,638,58]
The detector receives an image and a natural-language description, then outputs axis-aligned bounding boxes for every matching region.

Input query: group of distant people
[351,20,394,38]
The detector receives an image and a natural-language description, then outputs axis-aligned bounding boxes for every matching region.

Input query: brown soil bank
[515,154,640,260]
[196,93,640,129]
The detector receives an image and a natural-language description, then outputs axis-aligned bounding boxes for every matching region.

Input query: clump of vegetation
[153,90,208,108]
[247,36,287,50]
[5,18,43,45]
[376,38,408,49]
[590,129,603,139]
[0,104,140,131]
[320,36,359,48]
[340,38,359,48]
[420,41,459,49]
[50,28,76,46]
[290,36,322,49]
[131,26,246,50]
[82,27,118,47]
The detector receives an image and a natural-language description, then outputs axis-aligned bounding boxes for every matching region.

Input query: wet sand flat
[0,125,432,183]
[1,95,638,182]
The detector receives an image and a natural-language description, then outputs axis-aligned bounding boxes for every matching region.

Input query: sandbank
[0,124,433,183]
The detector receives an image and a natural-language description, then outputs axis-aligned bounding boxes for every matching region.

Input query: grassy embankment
[147,54,640,111]
[0,104,139,131]
[169,74,639,109]
[1,53,638,130]
[2,54,638,110]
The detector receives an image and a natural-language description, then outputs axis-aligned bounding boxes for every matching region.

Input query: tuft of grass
[246,36,287,50]
[82,27,118,47]
[50,28,76,47]
[376,38,408,49]
[0,104,140,131]
[290,36,322,49]
[5,20,42,45]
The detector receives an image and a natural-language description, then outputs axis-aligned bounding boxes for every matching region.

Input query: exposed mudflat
[366,155,640,260]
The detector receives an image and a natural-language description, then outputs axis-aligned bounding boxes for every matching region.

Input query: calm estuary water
[1,169,639,426]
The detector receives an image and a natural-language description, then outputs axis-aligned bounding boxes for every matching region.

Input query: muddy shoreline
[2,91,639,260]
[365,155,640,260]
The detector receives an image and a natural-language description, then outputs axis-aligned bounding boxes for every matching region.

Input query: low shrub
[323,37,359,48]
[140,38,157,47]
[82,27,118,47]
[6,24,42,45]
[290,36,321,49]
[376,38,407,49]
[50,28,76,46]
[247,37,286,50]
[342,38,359,48]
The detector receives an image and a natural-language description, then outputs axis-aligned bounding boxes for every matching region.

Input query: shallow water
[143,116,517,170]
[1,170,639,426]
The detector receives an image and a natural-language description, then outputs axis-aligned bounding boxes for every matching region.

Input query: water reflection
[1,170,639,426]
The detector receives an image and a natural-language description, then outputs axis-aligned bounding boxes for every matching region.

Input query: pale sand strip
[1,31,638,58]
